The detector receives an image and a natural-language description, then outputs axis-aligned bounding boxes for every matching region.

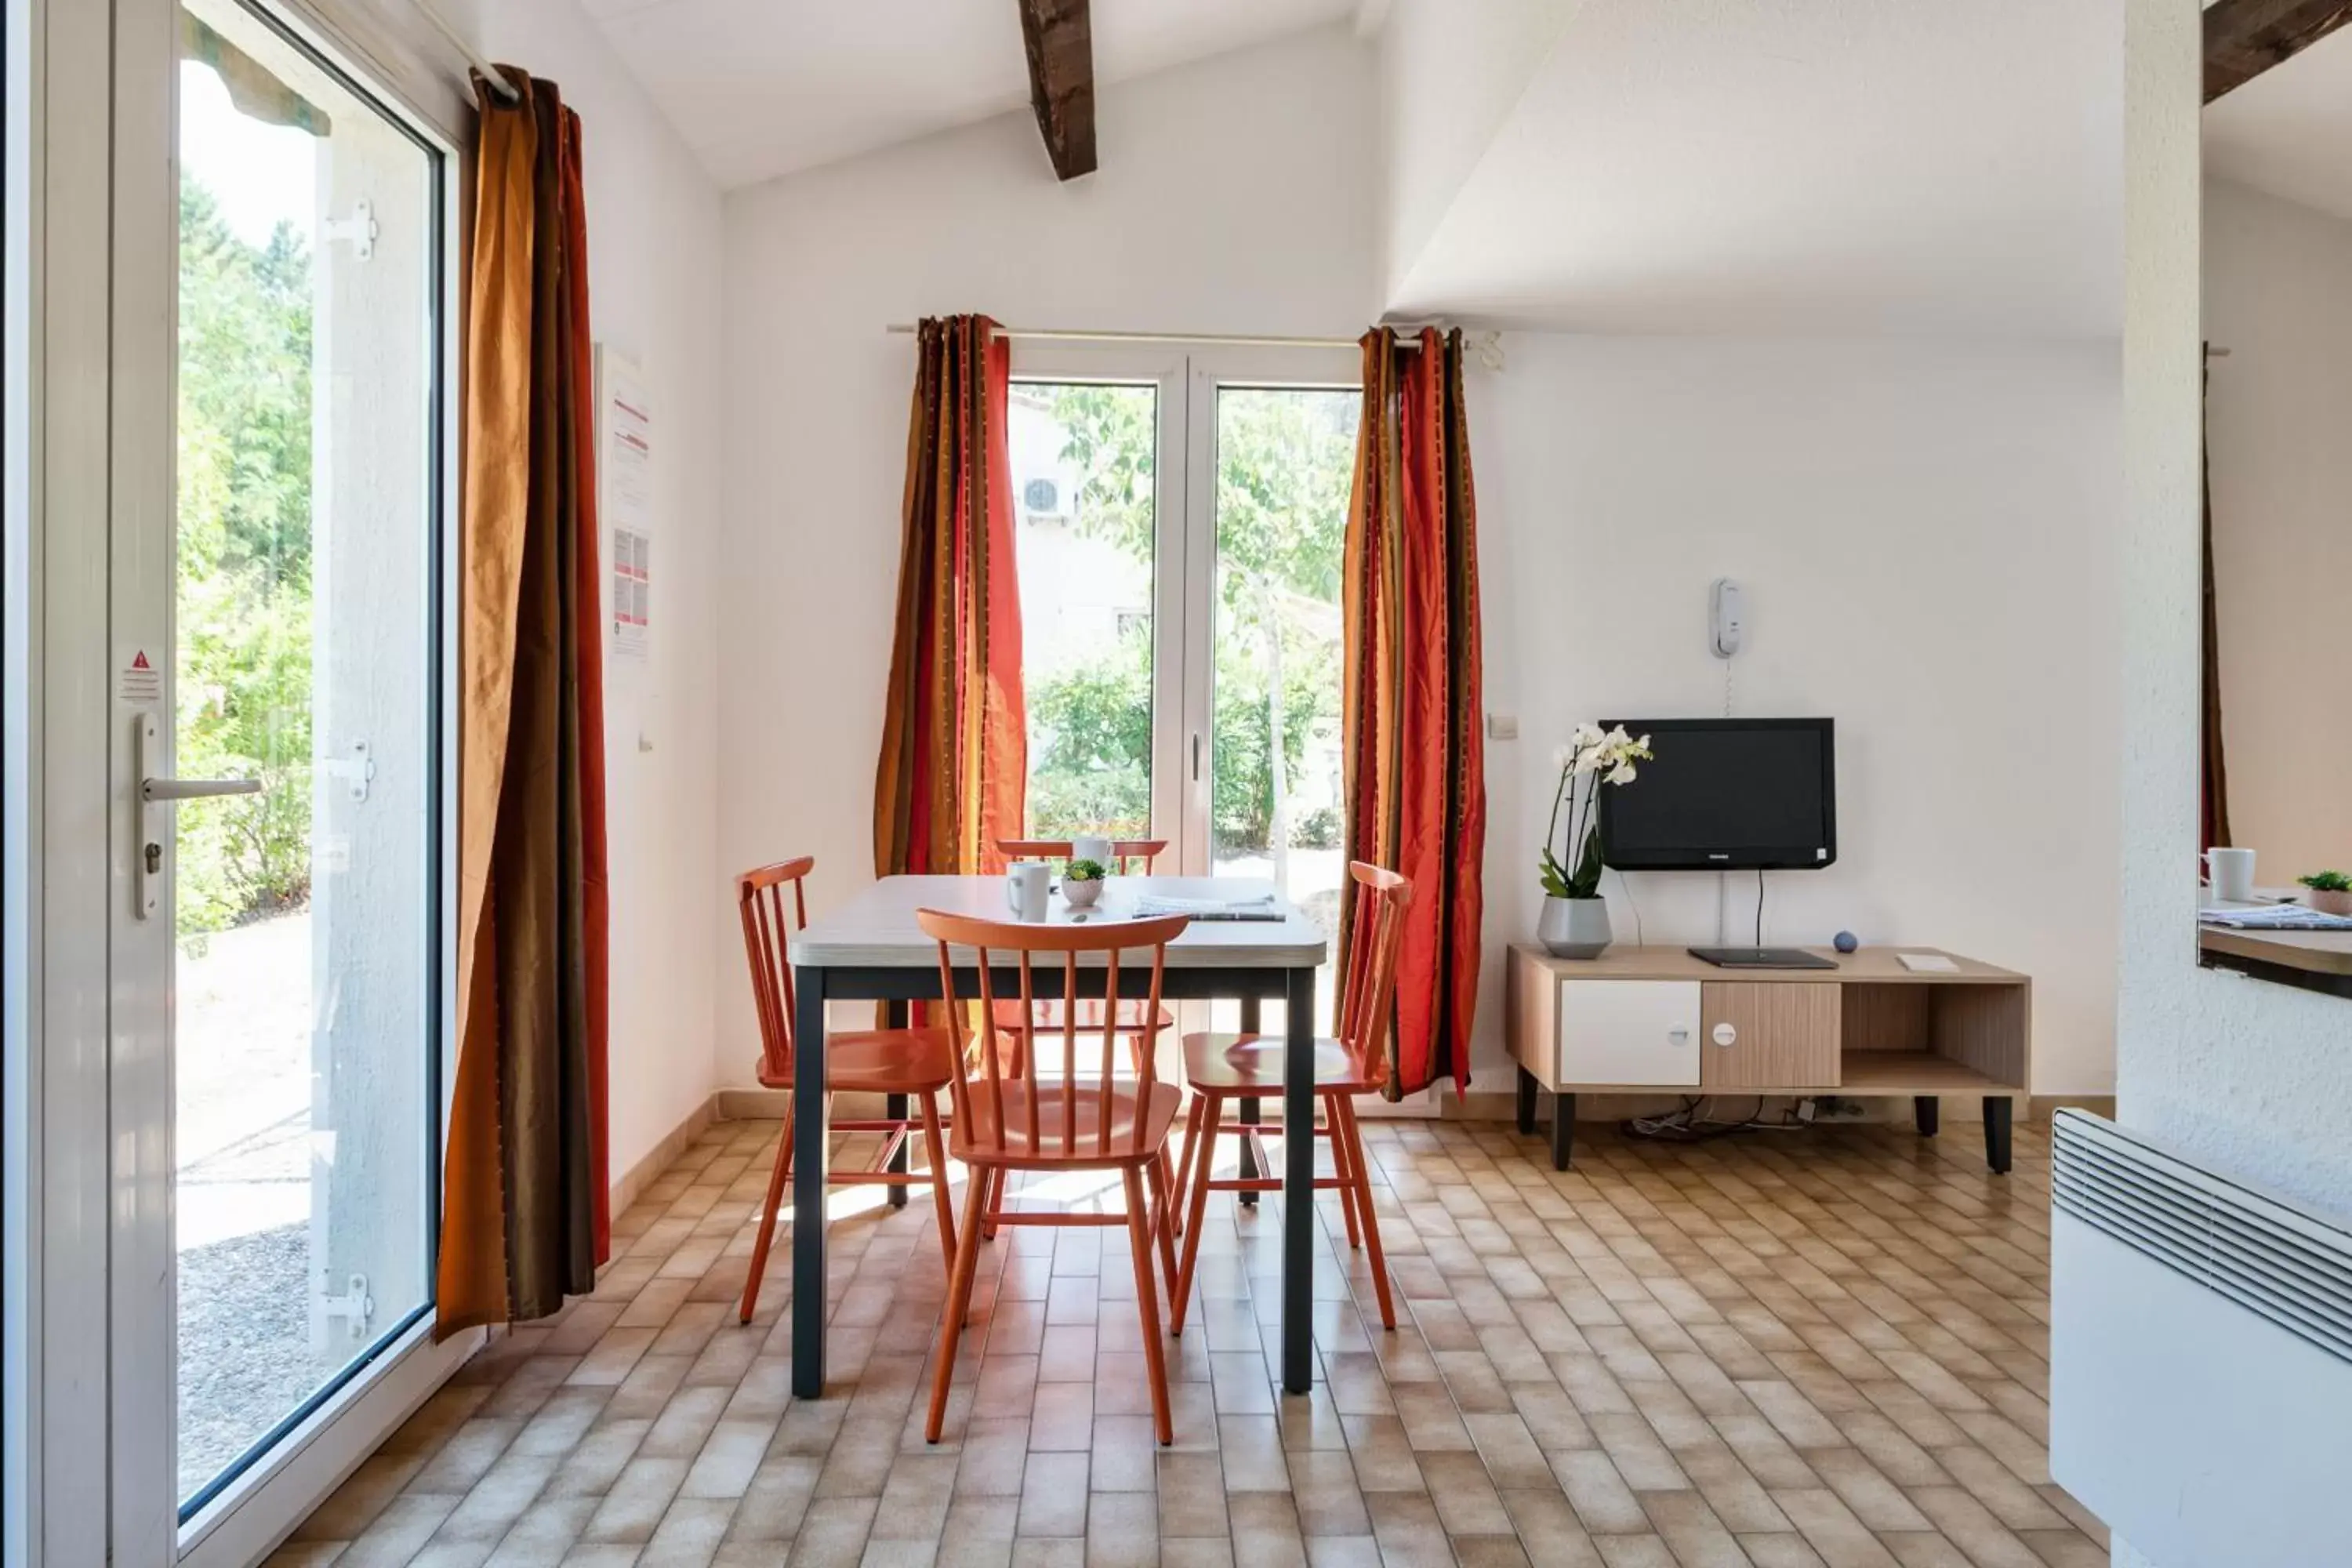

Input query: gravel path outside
[177,1221,354,1499]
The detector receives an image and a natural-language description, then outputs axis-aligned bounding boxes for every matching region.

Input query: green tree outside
[176,177,315,937]
[1024,383,1356,855]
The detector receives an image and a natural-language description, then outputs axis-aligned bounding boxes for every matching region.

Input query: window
[172,0,446,1514]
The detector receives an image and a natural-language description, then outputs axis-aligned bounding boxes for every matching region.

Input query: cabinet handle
[1711,1022,1738,1049]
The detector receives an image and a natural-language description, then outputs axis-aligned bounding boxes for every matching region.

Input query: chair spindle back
[738,858,816,1083]
[916,911,1190,1158]
[1336,862,1414,1080]
[996,838,1168,876]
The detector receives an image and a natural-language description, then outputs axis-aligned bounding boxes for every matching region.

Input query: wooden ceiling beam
[2205,0,2352,102]
[1018,0,1096,180]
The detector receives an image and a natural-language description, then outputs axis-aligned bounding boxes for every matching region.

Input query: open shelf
[1838,1050,2015,1093]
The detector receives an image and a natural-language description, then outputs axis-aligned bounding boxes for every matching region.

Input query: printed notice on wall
[598,347,653,664]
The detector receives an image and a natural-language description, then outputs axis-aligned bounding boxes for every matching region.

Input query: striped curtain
[439,67,611,1337]
[873,317,1027,882]
[1341,327,1486,1100]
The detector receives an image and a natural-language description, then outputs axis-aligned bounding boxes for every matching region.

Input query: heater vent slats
[2052,1111,2352,1368]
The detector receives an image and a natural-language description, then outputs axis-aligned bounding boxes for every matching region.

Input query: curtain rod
[407,0,521,102]
[882,324,1422,351]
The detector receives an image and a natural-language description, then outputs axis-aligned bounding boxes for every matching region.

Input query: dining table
[783,873,1330,1399]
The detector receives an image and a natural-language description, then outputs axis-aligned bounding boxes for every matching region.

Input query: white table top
[789,875,1330,968]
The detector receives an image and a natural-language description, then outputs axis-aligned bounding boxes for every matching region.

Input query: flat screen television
[1597,717,1836,871]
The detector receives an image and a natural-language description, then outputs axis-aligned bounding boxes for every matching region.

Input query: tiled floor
[277,1111,2106,1568]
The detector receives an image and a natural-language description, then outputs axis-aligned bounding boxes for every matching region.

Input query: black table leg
[1516,1066,1538,1135]
[1984,1096,2013,1175]
[1551,1091,1575,1171]
[885,998,909,1208]
[1913,1095,1940,1138]
[790,965,831,1399]
[1281,965,1316,1396]
[1236,995,1262,1207]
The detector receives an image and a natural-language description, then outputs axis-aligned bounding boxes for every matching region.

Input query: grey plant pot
[1538,896,1613,959]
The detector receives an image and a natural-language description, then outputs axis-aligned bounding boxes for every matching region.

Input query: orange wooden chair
[916,908,1192,1446]
[735,858,960,1323]
[1169,862,1412,1334]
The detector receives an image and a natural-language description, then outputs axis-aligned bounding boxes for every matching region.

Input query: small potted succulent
[1539,723,1652,958]
[1062,857,1107,910]
[2297,869,2352,916]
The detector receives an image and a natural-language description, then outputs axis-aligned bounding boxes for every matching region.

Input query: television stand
[1687,946,1838,971]
[1504,943,2029,1174]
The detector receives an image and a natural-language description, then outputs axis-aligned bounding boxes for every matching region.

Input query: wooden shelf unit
[1504,943,2031,1173]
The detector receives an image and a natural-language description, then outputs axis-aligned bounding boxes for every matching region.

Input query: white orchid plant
[1541,724,1653,901]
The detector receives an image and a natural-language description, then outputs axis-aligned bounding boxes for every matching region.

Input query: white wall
[1375,0,1568,304]
[714,26,1378,1077]
[452,0,728,1182]
[2201,178,2352,883]
[2116,0,2352,1228]
[1471,336,2124,1097]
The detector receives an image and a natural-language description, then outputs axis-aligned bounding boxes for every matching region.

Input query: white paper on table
[1895,952,1961,973]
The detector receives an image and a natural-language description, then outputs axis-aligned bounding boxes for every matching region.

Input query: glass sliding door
[1188,362,1360,1033]
[1008,380,1161,843]
[165,0,446,1517]
[1007,350,1189,858]
[1000,347,1360,1038]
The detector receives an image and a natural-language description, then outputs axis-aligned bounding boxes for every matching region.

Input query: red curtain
[1341,328,1486,1099]
[441,67,610,1337]
[874,317,1027,882]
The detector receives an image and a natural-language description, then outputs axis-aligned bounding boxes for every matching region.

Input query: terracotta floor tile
[279,1121,2102,1568]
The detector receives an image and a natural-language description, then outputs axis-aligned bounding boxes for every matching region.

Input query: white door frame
[97,1,477,1562]
[1003,343,1193,864]
[1175,345,1359,878]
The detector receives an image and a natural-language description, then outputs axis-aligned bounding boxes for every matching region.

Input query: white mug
[2204,846,2256,903]
[1007,862,1050,921]
[1071,834,1113,871]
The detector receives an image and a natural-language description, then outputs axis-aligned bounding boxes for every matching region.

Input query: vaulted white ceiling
[577,0,1360,189]
[1383,0,2124,337]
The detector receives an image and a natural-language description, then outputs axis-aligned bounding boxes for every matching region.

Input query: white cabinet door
[1557,981,1702,1087]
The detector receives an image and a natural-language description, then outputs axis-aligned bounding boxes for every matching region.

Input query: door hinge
[323,739,376,802]
[320,1272,376,1339]
[321,199,377,260]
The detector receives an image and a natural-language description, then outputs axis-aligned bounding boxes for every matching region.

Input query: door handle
[133,713,263,920]
[141,776,263,802]
[1191,733,1201,782]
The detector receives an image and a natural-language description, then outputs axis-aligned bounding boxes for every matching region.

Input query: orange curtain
[441,67,610,1338]
[873,317,1026,882]
[1341,328,1486,1099]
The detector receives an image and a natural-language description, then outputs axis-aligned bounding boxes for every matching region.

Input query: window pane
[1209,387,1359,1029]
[1010,383,1157,842]
[174,0,439,1509]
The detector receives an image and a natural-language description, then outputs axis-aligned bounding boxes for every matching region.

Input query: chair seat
[1180,1032,1383,1093]
[757,1028,956,1094]
[989,996,1177,1035]
[953,1080,1184,1167]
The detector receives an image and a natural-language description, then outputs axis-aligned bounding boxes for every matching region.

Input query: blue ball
[1833,930,1860,953]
